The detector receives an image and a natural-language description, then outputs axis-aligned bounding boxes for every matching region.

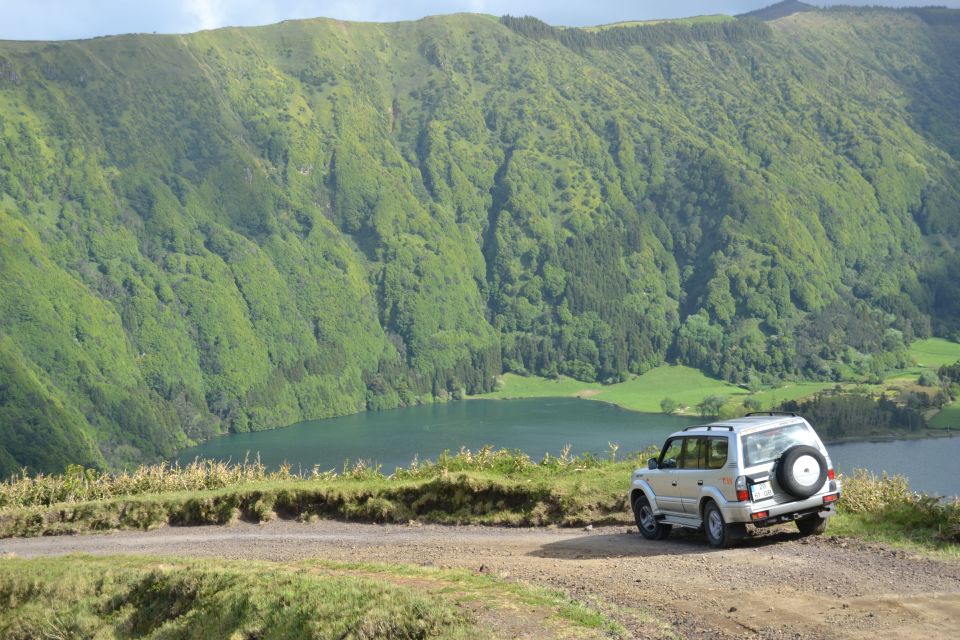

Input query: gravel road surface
[2,521,959,639]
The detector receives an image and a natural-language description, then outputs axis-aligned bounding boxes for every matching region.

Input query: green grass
[830,512,960,559]
[0,556,624,639]
[473,373,604,399]
[903,338,960,429]
[828,470,960,557]
[590,366,745,412]
[745,382,838,409]
[930,402,960,429]
[475,365,744,412]
[908,338,960,369]
[473,366,834,415]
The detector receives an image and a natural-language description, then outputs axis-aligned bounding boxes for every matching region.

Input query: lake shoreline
[824,428,956,446]
[466,393,955,447]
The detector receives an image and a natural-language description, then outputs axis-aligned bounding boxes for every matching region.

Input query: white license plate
[751,481,774,501]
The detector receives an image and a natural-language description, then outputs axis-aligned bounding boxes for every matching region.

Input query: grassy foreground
[0,556,622,639]
[2,450,958,553]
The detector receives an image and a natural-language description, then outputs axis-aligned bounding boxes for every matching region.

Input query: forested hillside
[1,7,959,474]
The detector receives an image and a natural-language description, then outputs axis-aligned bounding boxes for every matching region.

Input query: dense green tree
[698,395,728,418]
[780,393,926,439]
[660,398,679,415]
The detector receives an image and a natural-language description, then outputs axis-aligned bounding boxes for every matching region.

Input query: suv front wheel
[703,501,745,548]
[633,494,672,540]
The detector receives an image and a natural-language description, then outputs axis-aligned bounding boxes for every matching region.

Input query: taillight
[735,475,749,502]
[827,468,835,481]
[823,493,839,504]
[751,511,769,521]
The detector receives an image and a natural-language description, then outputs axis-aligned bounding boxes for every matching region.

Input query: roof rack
[745,411,797,417]
[682,425,734,432]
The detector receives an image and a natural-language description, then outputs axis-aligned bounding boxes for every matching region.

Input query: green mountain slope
[1,7,959,474]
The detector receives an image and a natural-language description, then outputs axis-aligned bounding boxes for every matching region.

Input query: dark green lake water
[175,397,960,496]
[176,398,700,473]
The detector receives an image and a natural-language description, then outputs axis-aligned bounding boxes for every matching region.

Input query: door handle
[671,481,678,486]
[697,480,704,486]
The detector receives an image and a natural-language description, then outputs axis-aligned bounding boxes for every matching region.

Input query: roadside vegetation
[830,470,960,554]
[2,449,957,551]
[0,447,648,537]
[0,556,623,639]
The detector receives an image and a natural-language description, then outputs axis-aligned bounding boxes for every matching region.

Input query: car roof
[669,414,807,437]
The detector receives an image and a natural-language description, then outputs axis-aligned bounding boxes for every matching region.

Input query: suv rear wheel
[703,501,745,548]
[796,514,827,536]
[633,494,672,540]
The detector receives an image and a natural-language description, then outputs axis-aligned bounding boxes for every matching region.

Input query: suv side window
[705,437,728,469]
[659,438,683,469]
[679,437,705,469]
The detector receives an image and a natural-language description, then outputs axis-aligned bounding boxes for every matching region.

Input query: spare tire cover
[776,444,827,499]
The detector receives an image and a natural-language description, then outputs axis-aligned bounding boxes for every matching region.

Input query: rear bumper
[720,492,840,525]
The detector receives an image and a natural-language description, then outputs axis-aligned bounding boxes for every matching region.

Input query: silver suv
[630,412,841,548]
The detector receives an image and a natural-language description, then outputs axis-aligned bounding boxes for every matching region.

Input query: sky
[1,0,958,41]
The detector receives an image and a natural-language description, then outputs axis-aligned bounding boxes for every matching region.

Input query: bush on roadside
[0,457,278,509]
[839,469,960,543]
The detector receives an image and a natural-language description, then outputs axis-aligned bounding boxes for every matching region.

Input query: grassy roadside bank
[0,556,624,639]
[0,450,644,537]
[2,450,957,553]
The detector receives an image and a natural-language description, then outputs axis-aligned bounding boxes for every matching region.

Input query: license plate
[751,481,774,501]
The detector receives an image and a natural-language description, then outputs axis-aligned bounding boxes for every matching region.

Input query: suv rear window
[741,422,819,467]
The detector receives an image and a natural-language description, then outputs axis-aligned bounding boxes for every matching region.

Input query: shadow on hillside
[530,526,804,560]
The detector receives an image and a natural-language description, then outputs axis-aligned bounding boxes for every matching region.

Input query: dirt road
[2,521,959,639]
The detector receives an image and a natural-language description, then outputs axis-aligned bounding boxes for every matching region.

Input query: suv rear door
[678,436,731,514]
[739,421,826,505]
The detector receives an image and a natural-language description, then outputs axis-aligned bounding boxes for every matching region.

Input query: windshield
[741,422,819,467]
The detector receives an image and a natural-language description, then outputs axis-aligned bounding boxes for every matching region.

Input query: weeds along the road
[1,448,958,553]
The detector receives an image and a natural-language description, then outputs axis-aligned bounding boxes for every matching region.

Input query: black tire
[796,514,828,537]
[633,494,672,540]
[703,501,745,549]
[776,445,828,499]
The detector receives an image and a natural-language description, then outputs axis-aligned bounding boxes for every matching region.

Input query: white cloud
[181,0,227,30]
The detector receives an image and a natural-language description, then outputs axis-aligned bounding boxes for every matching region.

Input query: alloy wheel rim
[640,506,656,532]
[708,510,723,540]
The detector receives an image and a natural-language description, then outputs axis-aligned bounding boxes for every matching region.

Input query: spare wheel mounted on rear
[776,444,827,498]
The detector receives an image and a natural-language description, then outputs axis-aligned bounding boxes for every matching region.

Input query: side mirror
[647,458,658,470]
